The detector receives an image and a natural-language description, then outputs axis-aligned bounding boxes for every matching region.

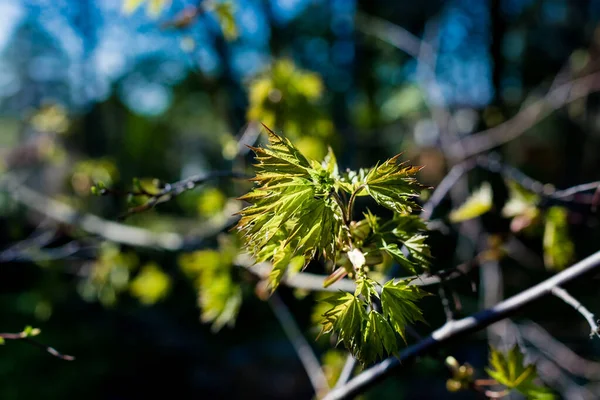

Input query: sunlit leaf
[486,345,555,399]
[449,182,493,223]
[212,1,238,40]
[363,155,423,215]
[543,207,574,271]
[129,263,171,305]
[122,0,171,17]
[320,292,367,355]
[235,129,343,290]
[380,279,428,342]
[178,236,242,331]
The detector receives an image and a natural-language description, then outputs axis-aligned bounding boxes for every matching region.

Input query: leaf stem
[347,184,366,224]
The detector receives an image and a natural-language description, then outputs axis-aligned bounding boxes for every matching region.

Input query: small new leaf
[380,279,428,342]
[321,292,367,355]
[449,182,493,222]
[363,155,422,215]
[486,345,555,400]
[235,129,343,290]
[543,207,574,271]
[358,311,398,364]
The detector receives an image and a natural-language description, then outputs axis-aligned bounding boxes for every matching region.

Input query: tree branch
[448,71,600,160]
[324,250,600,400]
[1,174,241,251]
[235,254,475,293]
[0,329,74,361]
[551,286,600,339]
[268,293,330,397]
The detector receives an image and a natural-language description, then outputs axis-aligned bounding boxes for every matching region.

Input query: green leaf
[355,275,379,300]
[380,279,428,342]
[178,237,242,331]
[449,182,493,222]
[0,337,4,345]
[122,0,170,17]
[363,155,422,215]
[543,206,574,271]
[235,130,343,289]
[321,292,367,354]
[486,345,555,400]
[212,1,238,41]
[122,0,145,14]
[358,311,398,364]
[502,181,539,218]
[129,263,171,305]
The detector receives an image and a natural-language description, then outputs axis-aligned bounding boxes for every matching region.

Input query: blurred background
[1,0,600,399]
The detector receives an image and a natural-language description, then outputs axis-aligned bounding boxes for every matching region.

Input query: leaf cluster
[236,129,431,363]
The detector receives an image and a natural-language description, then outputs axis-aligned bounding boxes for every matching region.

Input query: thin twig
[268,293,330,397]
[236,254,475,293]
[550,286,600,339]
[334,357,357,389]
[449,71,600,160]
[116,171,249,219]
[0,332,74,361]
[1,174,241,251]
[323,250,600,400]
[517,321,600,380]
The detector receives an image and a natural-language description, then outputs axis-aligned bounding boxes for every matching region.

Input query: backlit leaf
[380,279,428,342]
[449,182,493,222]
[363,155,422,215]
[543,206,574,271]
[486,345,555,399]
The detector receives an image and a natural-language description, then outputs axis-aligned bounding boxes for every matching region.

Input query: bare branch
[236,254,475,293]
[324,250,600,400]
[0,330,74,361]
[268,293,330,397]
[1,174,241,251]
[334,357,358,389]
[518,321,600,380]
[551,286,600,339]
[449,71,600,160]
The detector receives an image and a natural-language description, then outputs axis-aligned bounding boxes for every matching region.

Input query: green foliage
[129,263,171,305]
[449,182,493,222]
[179,235,242,331]
[78,243,138,306]
[122,0,171,17]
[543,206,574,271]
[247,59,333,159]
[235,130,343,290]
[212,1,238,40]
[502,181,541,234]
[486,345,555,399]
[236,129,430,363]
[362,156,423,215]
[380,279,428,342]
[71,158,118,197]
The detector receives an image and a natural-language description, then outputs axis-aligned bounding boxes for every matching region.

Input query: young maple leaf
[235,128,343,290]
[486,345,555,400]
[362,155,423,215]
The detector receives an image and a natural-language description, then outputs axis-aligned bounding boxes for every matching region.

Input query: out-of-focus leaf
[486,345,555,399]
[212,1,238,40]
[196,187,227,217]
[543,206,574,271]
[129,263,171,305]
[122,0,171,17]
[449,182,493,222]
[178,236,242,331]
